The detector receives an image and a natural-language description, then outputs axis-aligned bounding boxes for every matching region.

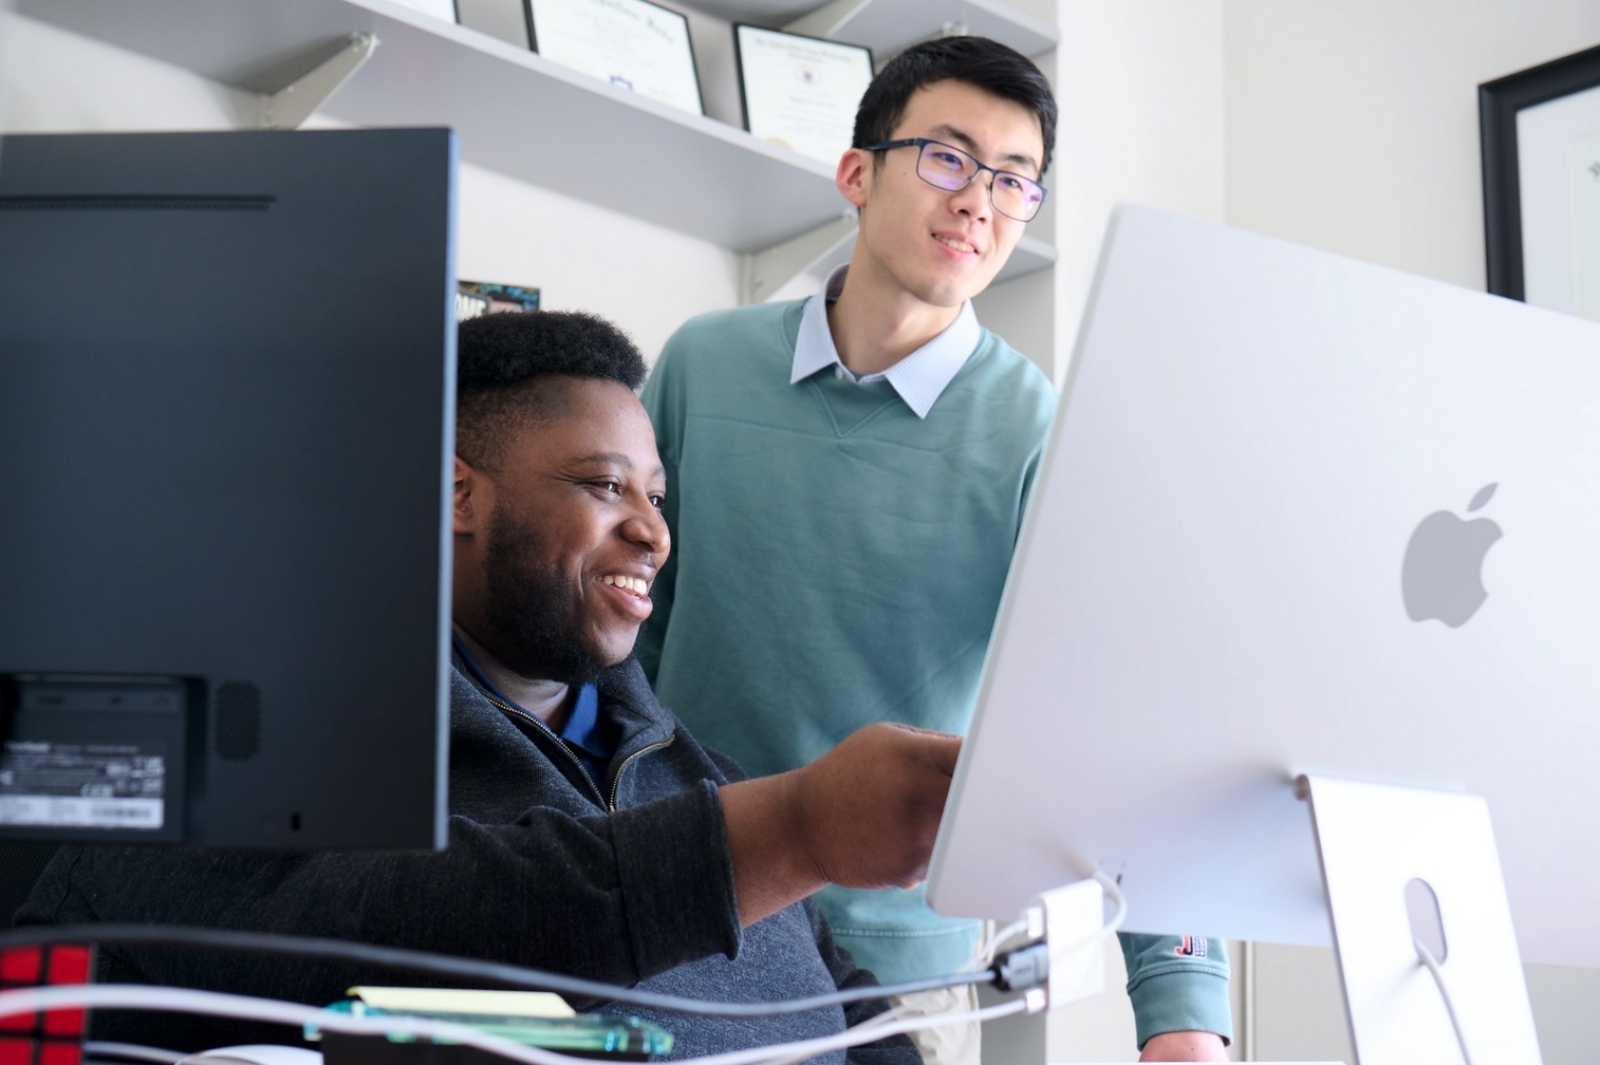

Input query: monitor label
[0,740,165,829]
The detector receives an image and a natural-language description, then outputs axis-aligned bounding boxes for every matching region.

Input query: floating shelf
[783,0,1057,61]
[18,0,1057,268]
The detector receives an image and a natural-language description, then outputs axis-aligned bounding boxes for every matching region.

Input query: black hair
[456,310,648,471]
[852,36,1057,177]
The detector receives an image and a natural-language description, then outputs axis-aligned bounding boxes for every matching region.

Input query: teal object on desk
[306,999,674,1063]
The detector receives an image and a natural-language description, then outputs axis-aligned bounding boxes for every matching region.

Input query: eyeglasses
[862,138,1049,222]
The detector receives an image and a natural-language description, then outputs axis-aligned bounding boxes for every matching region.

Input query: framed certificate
[735,24,874,167]
[525,0,704,117]
[1480,42,1600,322]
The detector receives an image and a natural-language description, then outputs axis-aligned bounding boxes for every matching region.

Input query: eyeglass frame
[860,137,1050,222]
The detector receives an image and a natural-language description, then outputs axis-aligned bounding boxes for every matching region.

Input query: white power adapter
[1032,878,1108,1010]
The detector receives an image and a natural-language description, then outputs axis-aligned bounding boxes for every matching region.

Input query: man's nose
[950,172,993,218]
[623,502,670,560]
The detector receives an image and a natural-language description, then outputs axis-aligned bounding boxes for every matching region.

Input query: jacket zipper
[608,738,673,811]
[484,693,675,811]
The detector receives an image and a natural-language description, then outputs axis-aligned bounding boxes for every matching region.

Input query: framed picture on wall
[1479,42,1600,323]
[734,25,874,167]
[524,0,704,117]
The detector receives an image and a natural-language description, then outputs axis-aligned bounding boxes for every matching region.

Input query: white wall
[1224,0,1600,291]
[0,9,739,361]
[1049,0,1226,386]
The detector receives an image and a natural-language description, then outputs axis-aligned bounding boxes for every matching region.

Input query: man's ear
[452,456,487,537]
[835,147,872,210]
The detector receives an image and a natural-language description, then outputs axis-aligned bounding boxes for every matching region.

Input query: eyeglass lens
[916,141,1044,221]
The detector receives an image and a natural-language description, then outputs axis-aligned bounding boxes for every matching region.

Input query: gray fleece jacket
[17,657,915,1064]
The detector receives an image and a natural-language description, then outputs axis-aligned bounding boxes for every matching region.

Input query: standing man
[639,37,1230,1063]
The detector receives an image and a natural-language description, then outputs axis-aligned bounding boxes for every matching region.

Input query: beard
[480,503,612,686]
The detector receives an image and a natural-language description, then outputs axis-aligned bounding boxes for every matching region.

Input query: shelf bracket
[782,0,874,41]
[739,211,859,305]
[258,33,379,130]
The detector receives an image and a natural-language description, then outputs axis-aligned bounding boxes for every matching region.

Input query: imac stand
[982,776,1543,1065]
[1297,773,1543,1064]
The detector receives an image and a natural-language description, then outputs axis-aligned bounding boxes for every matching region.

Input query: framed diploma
[525,0,704,117]
[1480,42,1600,323]
[734,24,874,167]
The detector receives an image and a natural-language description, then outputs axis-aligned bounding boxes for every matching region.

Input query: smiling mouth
[934,234,977,254]
[600,574,651,599]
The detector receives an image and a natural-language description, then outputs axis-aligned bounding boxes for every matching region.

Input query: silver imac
[927,206,1600,1063]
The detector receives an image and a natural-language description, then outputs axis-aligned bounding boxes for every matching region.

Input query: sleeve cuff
[609,778,742,977]
[1126,967,1234,1050]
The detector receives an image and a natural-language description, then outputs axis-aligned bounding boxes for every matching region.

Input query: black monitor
[0,129,456,851]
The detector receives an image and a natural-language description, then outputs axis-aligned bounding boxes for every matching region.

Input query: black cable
[0,925,995,1018]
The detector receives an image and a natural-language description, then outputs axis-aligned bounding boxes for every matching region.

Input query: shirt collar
[450,629,606,755]
[790,265,982,419]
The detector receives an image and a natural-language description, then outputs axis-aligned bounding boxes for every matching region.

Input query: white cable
[1414,941,1474,1065]
[756,1002,915,1065]
[0,986,573,1065]
[83,1043,184,1065]
[971,917,1032,971]
[0,982,1032,1065]
[767,916,1036,1065]
[671,996,1031,1065]
[1094,869,1129,934]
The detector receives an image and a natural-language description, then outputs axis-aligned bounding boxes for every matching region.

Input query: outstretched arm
[721,722,959,927]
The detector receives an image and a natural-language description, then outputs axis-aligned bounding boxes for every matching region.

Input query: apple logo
[1401,483,1503,627]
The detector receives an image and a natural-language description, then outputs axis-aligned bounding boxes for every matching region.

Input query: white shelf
[782,0,1057,61]
[17,0,1057,270]
[17,0,842,252]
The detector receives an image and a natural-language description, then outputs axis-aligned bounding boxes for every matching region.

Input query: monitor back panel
[0,130,456,849]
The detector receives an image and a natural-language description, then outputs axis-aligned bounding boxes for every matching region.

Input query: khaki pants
[889,981,981,1065]
[887,923,992,1065]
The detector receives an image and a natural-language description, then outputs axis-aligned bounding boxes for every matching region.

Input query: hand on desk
[1139,1030,1229,1061]
[720,722,960,927]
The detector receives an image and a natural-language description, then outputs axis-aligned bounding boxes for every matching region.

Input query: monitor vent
[213,682,261,762]
[0,195,273,212]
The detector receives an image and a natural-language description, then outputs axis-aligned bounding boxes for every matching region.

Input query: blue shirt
[790,265,982,419]
[450,631,611,793]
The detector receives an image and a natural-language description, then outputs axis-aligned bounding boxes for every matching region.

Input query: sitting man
[17,309,957,1062]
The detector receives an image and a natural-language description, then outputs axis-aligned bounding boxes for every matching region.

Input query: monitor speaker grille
[213,682,261,761]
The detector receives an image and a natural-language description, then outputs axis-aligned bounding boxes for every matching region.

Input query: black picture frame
[1479,42,1600,301]
[523,0,706,118]
[733,23,874,166]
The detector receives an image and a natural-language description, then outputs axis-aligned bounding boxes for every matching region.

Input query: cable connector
[992,941,1050,992]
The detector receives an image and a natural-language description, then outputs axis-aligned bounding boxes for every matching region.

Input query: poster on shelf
[525,0,704,117]
[388,0,459,24]
[735,24,873,167]
[457,280,541,321]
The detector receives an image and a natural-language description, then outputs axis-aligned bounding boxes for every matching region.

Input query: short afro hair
[456,310,648,471]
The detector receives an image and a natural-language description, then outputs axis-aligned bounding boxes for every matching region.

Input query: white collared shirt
[789,265,982,419]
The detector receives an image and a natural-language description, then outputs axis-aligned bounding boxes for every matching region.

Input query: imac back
[928,206,1600,967]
